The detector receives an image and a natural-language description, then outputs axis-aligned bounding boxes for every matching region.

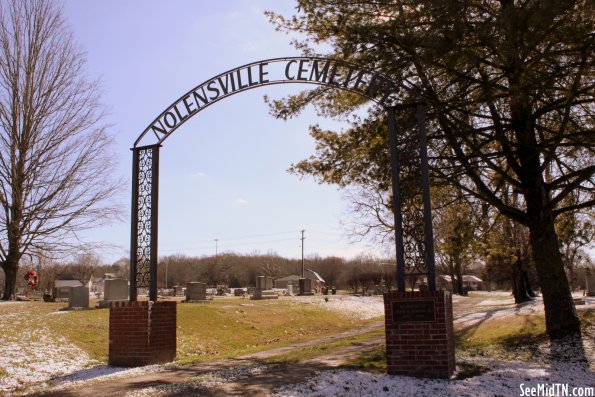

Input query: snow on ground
[45,364,168,395]
[121,364,275,397]
[455,298,544,327]
[287,294,385,320]
[273,358,594,397]
[0,305,98,394]
[1,294,594,396]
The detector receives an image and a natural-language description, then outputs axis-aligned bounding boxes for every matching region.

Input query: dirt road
[31,321,385,397]
[30,293,568,397]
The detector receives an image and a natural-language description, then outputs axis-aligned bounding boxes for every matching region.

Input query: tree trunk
[454,259,466,296]
[449,268,456,293]
[510,81,581,338]
[522,270,537,298]
[1,256,18,300]
[528,218,581,339]
[512,262,532,304]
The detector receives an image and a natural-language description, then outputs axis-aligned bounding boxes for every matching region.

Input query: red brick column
[383,290,455,378]
[109,301,177,366]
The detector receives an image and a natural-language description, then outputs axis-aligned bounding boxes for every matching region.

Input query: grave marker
[69,286,89,309]
[186,282,208,301]
[98,279,129,308]
[251,276,278,300]
[298,278,314,296]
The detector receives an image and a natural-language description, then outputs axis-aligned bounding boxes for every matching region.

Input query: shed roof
[54,280,83,288]
[307,269,325,283]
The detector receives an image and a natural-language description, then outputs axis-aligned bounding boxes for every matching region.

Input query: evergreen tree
[267,0,594,338]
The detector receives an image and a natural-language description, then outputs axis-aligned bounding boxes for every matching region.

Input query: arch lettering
[134,57,407,147]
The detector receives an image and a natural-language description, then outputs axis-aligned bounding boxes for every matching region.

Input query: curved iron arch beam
[134,56,411,147]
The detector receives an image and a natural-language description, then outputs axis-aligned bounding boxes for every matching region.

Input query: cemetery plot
[185,282,210,302]
[1,293,593,396]
[251,276,279,300]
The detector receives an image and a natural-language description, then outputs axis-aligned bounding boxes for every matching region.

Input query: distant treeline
[154,252,397,291]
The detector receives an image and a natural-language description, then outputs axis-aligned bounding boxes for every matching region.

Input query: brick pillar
[383,290,455,378]
[109,301,176,366]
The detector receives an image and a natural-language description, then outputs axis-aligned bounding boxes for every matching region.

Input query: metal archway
[130,56,435,301]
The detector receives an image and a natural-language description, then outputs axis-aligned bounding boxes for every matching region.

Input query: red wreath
[24,269,39,287]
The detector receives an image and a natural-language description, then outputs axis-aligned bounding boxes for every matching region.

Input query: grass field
[174,298,372,363]
[342,307,595,372]
[1,297,377,365]
[1,294,593,395]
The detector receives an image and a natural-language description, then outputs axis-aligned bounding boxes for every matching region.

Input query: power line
[159,237,299,253]
[308,229,342,236]
[159,230,299,247]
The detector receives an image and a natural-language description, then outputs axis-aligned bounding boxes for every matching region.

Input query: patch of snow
[273,359,594,397]
[122,365,272,397]
[0,323,95,393]
[477,299,514,306]
[471,291,512,297]
[50,364,166,391]
[288,295,385,320]
[2,293,593,396]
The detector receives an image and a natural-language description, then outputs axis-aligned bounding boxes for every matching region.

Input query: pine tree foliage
[267,0,594,338]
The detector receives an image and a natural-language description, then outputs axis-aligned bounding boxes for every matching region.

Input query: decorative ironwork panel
[388,104,436,291]
[397,117,427,277]
[130,145,160,301]
[135,148,154,288]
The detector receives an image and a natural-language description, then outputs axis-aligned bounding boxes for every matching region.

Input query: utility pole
[300,230,305,278]
[214,238,219,264]
[214,238,219,287]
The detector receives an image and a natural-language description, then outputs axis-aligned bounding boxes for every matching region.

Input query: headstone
[186,282,208,301]
[299,278,314,296]
[104,279,128,301]
[69,286,89,309]
[287,284,293,296]
[255,276,265,290]
[174,286,185,296]
[53,286,72,300]
[234,288,246,297]
[251,276,278,300]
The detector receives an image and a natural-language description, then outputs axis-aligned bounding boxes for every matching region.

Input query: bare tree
[0,1,122,300]
[342,185,395,247]
[68,251,101,286]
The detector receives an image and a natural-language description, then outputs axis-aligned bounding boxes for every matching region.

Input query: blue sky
[62,0,381,263]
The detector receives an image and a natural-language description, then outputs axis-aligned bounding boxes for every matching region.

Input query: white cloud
[190,171,205,178]
[234,198,248,205]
